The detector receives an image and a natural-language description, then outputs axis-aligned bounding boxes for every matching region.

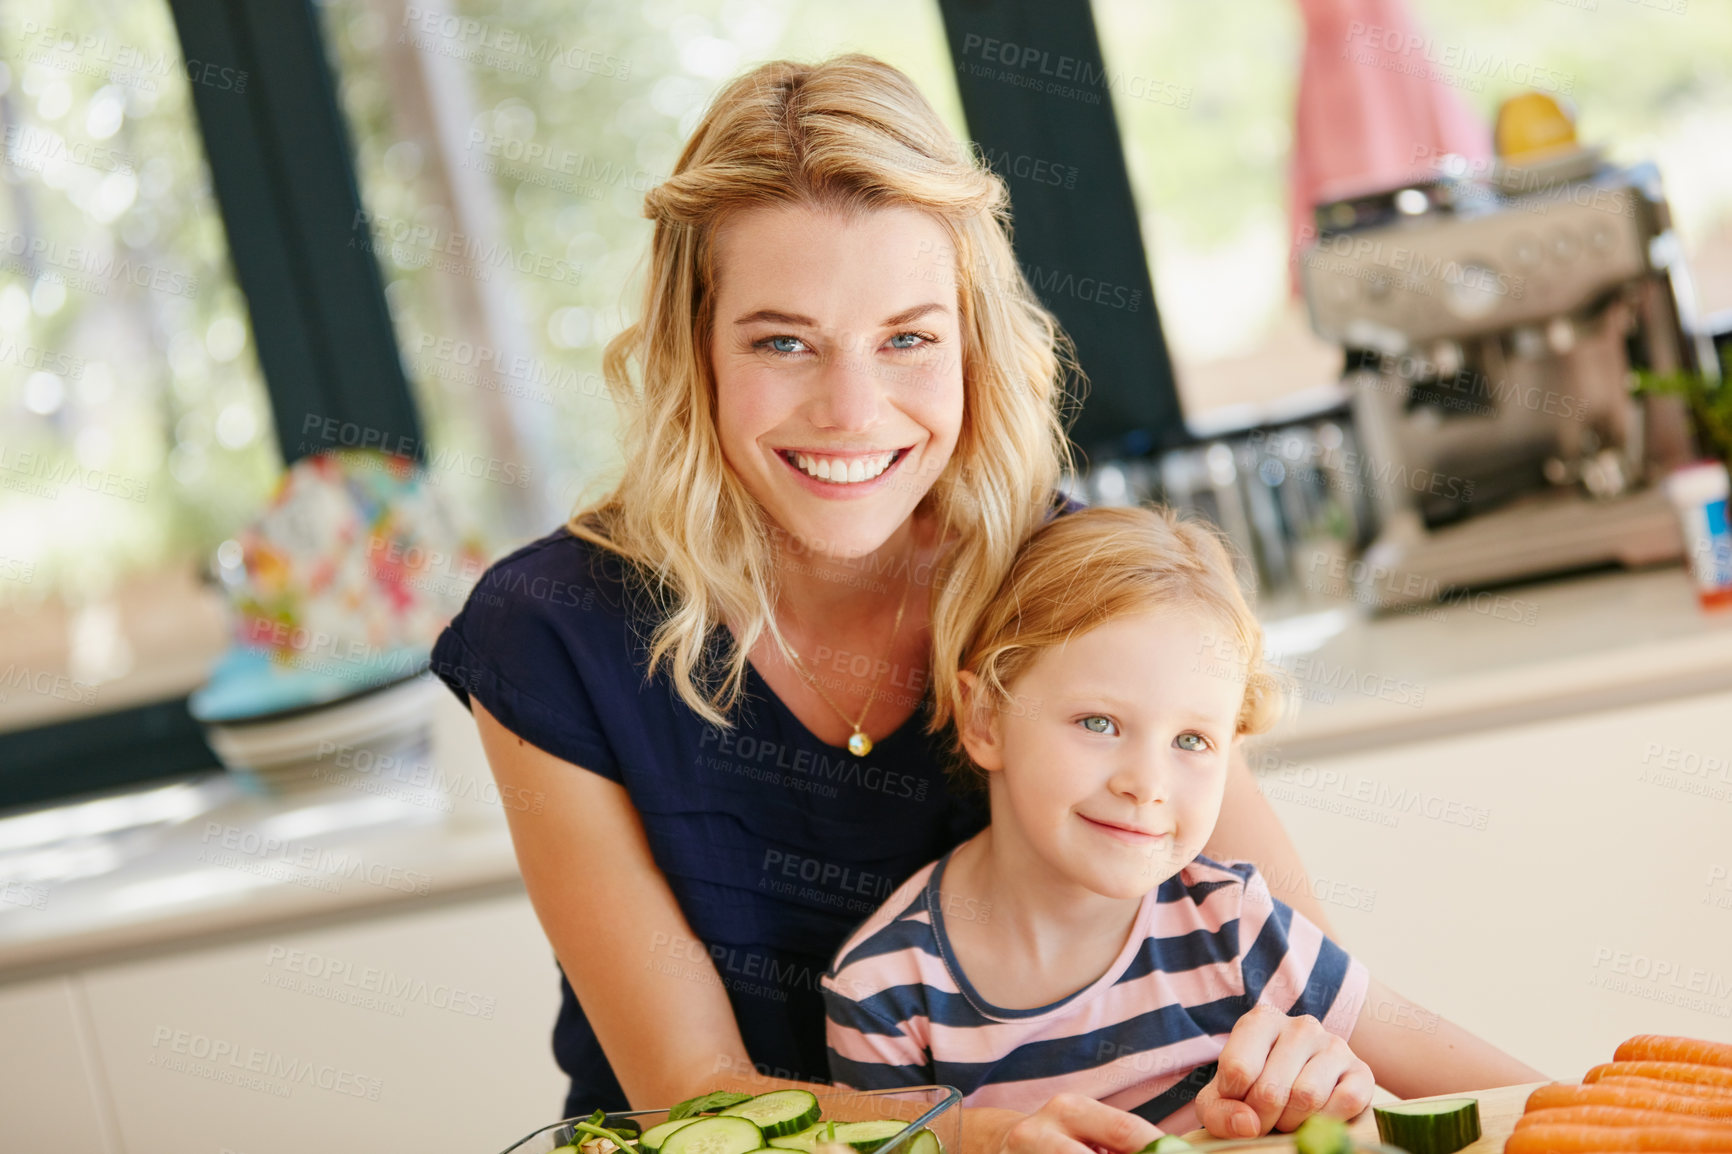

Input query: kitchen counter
[1241,561,1732,1081]
[1255,562,1732,761]
[0,707,526,981]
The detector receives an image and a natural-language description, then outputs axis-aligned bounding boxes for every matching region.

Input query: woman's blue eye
[1080,715,1116,735]
[758,332,933,357]
[1175,732,1209,752]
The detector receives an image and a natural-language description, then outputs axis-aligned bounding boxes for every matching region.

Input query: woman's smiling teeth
[786,449,900,484]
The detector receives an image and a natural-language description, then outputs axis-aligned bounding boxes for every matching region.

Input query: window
[0,0,278,738]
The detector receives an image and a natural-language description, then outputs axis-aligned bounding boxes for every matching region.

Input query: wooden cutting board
[1180,1081,1546,1153]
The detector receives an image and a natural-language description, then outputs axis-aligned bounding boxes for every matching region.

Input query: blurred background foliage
[0,0,279,612]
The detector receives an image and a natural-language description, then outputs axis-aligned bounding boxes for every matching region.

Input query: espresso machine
[1297,147,1716,608]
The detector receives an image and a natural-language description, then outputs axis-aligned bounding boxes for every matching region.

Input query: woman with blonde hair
[430,52,1463,1154]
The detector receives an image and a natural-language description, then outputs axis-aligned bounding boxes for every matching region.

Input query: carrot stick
[1506,1124,1732,1153]
[1586,1063,1732,1090]
[1602,1078,1732,1102]
[1524,1083,1732,1120]
[1617,1038,1732,1070]
[1515,1105,1732,1130]
[1510,1143,1697,1150]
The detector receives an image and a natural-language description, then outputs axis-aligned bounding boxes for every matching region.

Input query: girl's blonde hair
[951,505,1283,782]
[568,53,1080,729]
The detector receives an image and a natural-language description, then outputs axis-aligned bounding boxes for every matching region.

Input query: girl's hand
[994,1093,1163,1154]
[1194,1003,1374,1137]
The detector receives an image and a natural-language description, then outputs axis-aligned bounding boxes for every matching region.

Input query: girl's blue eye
[888,331,930,350]
[1175,732,1210,752]
[1080,715,1116,735]
[764,336,805,356]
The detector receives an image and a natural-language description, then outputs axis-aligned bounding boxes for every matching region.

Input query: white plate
[203,676,439,788]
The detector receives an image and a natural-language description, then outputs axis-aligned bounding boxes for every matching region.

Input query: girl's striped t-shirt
[820,851,1370,1131]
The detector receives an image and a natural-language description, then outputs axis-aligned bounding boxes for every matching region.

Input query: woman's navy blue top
[430,492,1081,1117]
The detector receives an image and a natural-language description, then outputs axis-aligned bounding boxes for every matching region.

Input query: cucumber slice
[671,1091,758,1121]
[719,1090,823,1140]
[1373,1097,1481,1154]
[1293,1115,1350,1154]
[768,1122,831,1152]
[642,1120,702,1153]
[827,1121,911,1154]
[661,1117,766,1154]
[1134,1138,1191,1154]
[904,1129,942,1154]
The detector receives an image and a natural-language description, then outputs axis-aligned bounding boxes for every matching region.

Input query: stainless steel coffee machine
[1297,149,1714,607]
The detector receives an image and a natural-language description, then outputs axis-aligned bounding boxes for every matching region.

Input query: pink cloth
[1288,0,1492,293]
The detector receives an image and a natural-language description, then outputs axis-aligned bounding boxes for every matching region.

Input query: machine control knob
[1443,260,1505,321]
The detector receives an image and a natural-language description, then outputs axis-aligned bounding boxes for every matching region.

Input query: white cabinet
[71,892,566,1154]
[1253,686,1732,1080]
[0,976,118,1153]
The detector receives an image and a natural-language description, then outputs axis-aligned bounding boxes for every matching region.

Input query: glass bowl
[496,1085,964,1154]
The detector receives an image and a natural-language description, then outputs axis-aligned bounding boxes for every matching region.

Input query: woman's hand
[989,1094,1162,1154]
[1194,1004,1374,1137]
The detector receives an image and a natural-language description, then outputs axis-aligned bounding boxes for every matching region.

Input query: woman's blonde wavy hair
[568,53,1081,731]
[950,505,1284,784]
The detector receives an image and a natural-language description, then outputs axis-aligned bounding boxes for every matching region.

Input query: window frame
[936,0,1185,460]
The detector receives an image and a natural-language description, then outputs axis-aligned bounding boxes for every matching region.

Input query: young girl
[821,506,1544,1136]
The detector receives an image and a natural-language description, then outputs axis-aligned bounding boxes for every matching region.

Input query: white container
[1664,460,1732,609]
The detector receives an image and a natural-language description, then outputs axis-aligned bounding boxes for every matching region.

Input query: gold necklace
[783,571,912,758]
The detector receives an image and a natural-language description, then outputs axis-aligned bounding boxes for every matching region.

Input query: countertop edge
[0,832,525,984]
[1261,632,1732,762]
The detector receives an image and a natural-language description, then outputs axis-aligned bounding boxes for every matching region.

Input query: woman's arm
[471,699,753,1108]
[1204,745,1340,940]
[1348,975,1550,1095]
[1207,755,1546,1095]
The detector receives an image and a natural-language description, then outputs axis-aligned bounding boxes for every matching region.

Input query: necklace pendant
[847,730,872,757]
